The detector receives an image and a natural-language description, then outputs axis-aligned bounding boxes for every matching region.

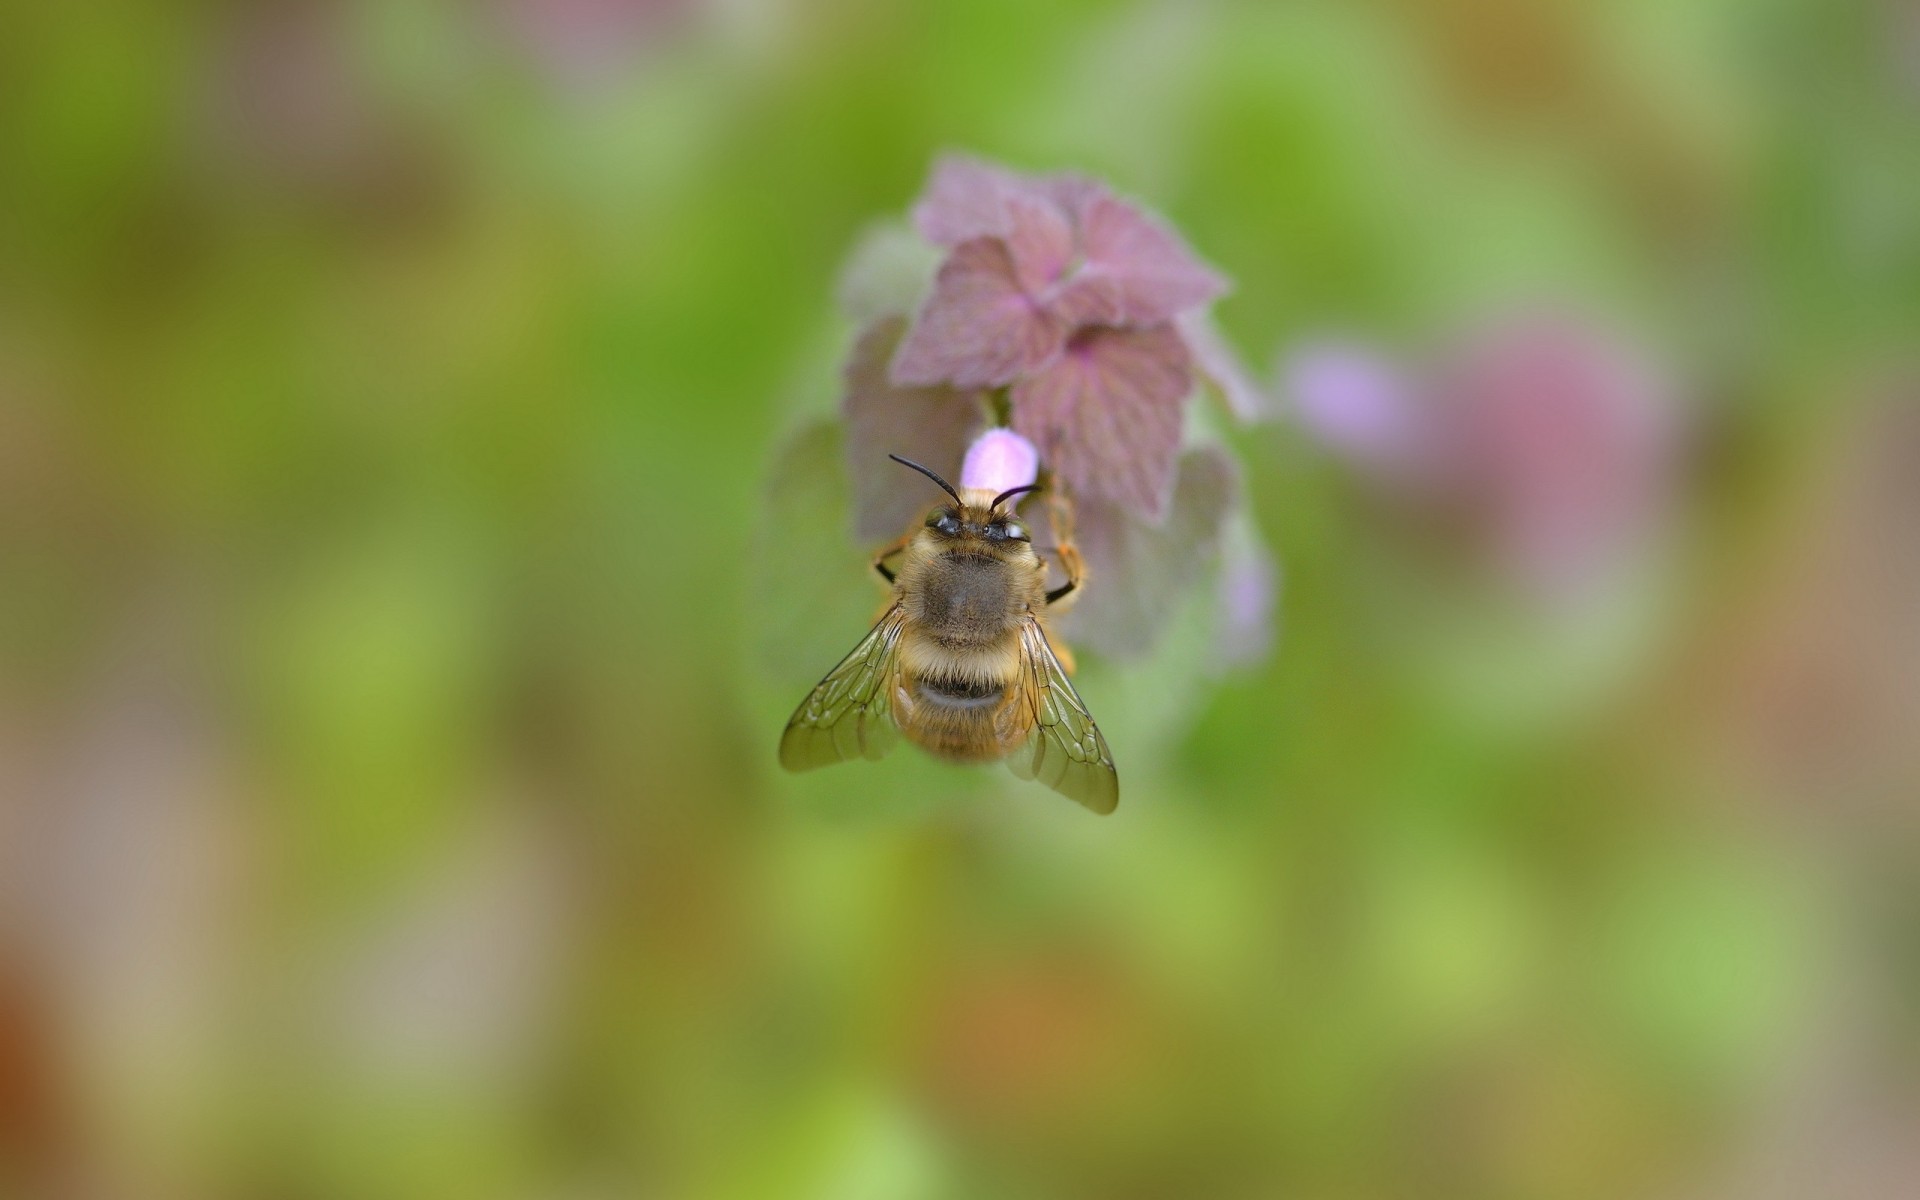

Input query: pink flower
[1444,316,1679,597]
[961,429,1039,495]
[1282,340,1426,473]
[1284,313,1682,601]
[883,154,1248,520]
[499,0,698,89]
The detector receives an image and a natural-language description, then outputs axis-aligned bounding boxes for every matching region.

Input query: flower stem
[987,387,1012,427]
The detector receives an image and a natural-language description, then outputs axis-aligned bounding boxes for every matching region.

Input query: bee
[779,454,1118,813]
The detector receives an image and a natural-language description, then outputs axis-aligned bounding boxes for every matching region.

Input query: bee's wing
[1008,618,1119,814]
[778,606,908,772]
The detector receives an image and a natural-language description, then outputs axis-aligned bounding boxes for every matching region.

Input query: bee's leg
[1044,539,1084,606]
[871,533,912,587]
[1041,490,1083,607]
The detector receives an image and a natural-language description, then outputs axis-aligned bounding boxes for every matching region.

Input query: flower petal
[1445,316,1679,597]
[1282,339,1427,472]
[1050,192,1225,326]
[911,154,1022,245]
[1053,446,1239,659]
[1002,194,1075,295]
[1038,171,1108,220]
[890,238,1066,389]
[1012,324,1192,521]
[843,316,985,541]
[960,429,1040,495]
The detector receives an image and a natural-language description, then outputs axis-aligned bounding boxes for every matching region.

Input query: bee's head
[923,503,1032,545]
[891,455,1038,548]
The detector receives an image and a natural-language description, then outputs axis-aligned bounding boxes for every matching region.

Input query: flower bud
[960,429,1040,495]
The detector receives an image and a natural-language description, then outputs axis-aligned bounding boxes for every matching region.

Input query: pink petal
[911,154,1022,246]
[1012,325,1193,521]
[1042,272,1128,331]
[1283,339,1426,470]
[960,429,1040,494]
[890,238,1066,390]
[1446,316,1678,597]
[843,316,985,541]
[1038,171,1108,218]
[502,0,694,88]
[1178,311,1269,423]
[1002,194,1075,295]
[1052,446,1239,659]
[1050,192,1225,327]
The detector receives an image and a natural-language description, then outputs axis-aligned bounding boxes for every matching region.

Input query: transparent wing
[778,606,907,771]
[1007,619,1119,814]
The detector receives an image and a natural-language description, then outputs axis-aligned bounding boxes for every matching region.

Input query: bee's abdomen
[913,675,1004,709]
[894,638,1031,764]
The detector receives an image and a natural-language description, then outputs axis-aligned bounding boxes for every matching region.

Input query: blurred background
[2,1,1918,1197]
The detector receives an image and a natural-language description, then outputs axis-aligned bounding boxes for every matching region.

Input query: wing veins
[1011,618,1118,813]
[779,606,906,772]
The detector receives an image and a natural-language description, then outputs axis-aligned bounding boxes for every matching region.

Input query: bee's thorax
[897,534,1045,648]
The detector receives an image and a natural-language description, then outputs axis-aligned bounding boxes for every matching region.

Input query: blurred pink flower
[1282,340,1425,472]
[206,1,392,194]
[499,0,697,88]
[1445,316,1679,596]
[1284,313,1682,599]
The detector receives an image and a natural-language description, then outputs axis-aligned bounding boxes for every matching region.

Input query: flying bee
[779,454,1118,813]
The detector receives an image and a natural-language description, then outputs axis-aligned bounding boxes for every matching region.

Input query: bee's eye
[1003,522,1027,542]
[928,511,961,536]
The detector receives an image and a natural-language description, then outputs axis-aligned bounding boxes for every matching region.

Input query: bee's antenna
[888,454,962,506]
[990,483,1042,511]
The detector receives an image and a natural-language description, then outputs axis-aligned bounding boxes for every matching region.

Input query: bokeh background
[3,1,1918,1197]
